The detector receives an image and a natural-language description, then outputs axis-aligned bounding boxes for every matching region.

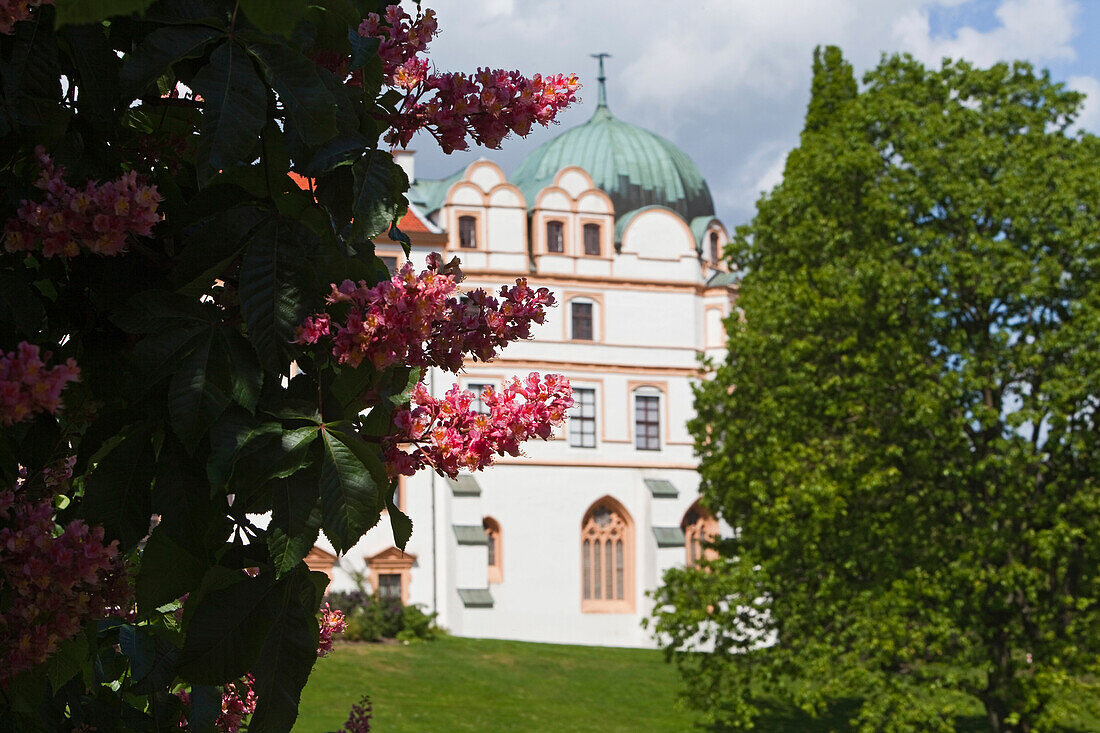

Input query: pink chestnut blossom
[3,147,160,259]
[354,5,579,152]
[384,373,573,478]
[317,603,347,657]
[0,341,80,426]
[296,253,556,373]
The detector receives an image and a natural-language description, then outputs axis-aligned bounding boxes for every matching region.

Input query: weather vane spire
[590,53,611,109]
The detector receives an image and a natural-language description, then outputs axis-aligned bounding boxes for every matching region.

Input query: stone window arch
[682,499,719,567]
[581,496,634,613]
[484,516,502,584]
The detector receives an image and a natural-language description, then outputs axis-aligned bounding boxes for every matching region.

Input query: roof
[445,476,481,496]
[644,479,679,498]
[653,527,687,547]
[457,588,494,608]
[510,105,715,223]
[706,271,739,288]
[453,525,488,545]
[408,168,464,215]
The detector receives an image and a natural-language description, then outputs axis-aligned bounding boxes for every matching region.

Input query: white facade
[315,126,735,648]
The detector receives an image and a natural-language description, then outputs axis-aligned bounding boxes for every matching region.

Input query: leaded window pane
[569,388,596,448]
[583,223,601,256]
[546,220,564,252]
[635,394,660,450]
[571,302,593,340]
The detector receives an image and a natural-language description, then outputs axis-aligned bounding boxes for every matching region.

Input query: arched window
[709,231,720,264]
[458,215,477,248]
[583,223,601,256]
[484,517,502,583]
[581,497,634,612]
[546,220,564,253]
[682,500,719,567]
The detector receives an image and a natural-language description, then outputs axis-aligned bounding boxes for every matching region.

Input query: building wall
[321,157,734,648]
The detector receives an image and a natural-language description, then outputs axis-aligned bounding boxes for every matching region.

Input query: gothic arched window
[484,516,502,584]
[581,497,634,612]
[682,500,719,567]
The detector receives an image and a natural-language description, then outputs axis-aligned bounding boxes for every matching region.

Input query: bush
[334,593,443,643]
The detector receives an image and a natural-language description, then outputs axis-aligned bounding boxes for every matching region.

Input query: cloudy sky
[406,0,1100,228]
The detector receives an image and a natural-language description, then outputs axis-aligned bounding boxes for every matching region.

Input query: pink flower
[3,148,160,259]
[0,342,80,426]
[384,374,573,478]
[317,603,347,657]
[296,255,556,373]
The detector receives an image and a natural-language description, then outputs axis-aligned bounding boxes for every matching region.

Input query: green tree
[649,49,1100,733]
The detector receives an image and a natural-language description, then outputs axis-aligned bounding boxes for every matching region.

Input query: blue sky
[407,0,1100,228]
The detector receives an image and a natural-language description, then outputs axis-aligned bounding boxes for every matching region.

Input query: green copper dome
[511,100,715,223]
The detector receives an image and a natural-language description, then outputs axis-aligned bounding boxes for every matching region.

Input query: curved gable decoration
[466,159,508,193]
[616,205,696,259]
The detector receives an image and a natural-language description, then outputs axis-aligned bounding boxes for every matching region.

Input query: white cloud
[411,0,1093,226]
[1068,75,1100,132]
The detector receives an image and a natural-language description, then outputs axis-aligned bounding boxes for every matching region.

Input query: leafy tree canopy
[649,48,1100,733]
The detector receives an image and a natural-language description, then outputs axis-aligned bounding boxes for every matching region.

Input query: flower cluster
[384,373,573,478]
[341,695,373,733]
[3,147,160,258]
[317,602,347,657]
[0,0,52,34]
[357,5,579,152]
[0,483,130,685]
[177,674,257,733]
[296,253,555,373]
[0,342,80,427]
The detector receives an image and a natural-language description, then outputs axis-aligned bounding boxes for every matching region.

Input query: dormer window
[458,215,477,248]
[583,223,601,256]
[709,231,720,264]
[546,220,564,253]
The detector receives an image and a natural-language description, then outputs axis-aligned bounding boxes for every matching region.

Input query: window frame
[569,387,597,448]
[633,390,661,451]
[484,516,502,584]
[457,213,479,249]
[545,219,565,253]
[581,497,634,613]
[571,301,594,341]
[583,222,602,256]
[709,231,720,264]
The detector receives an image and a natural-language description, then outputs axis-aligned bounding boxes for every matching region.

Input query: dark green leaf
[319,426,382,553]
[55,0,157,25]
[174,204,268,295]
[1,5,62,126]
[385,478,412,550]
[62,23,119,129]
[247,40,336,145]
[177,573,276,684]
[0,275,46,337]
[119,24,222,96]
[206,409,281,489]
[188,684,222,733]
[83,431,155,550]
[347,28,378,71]
[238,219,313,372]
[119,625,180,695]
[46,634,90,690]
[268,462,322,577]
[138,527,210,613]
[238,0,308,38]
[190,41,268,184]
[302,135,368,177]
[388,221,411,256]
[349,149,408,242]
[249,567,323,732]
[218,327,263,412]
[112,290,217,334]
[168,329,233,450]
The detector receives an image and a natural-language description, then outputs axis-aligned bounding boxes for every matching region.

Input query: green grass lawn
[297,637,1100,732]
[295,635,698,732]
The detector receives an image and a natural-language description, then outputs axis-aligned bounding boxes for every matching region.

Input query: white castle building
[309,64,736,648]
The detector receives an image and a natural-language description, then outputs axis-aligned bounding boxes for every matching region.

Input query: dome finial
[590,52,611,110]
